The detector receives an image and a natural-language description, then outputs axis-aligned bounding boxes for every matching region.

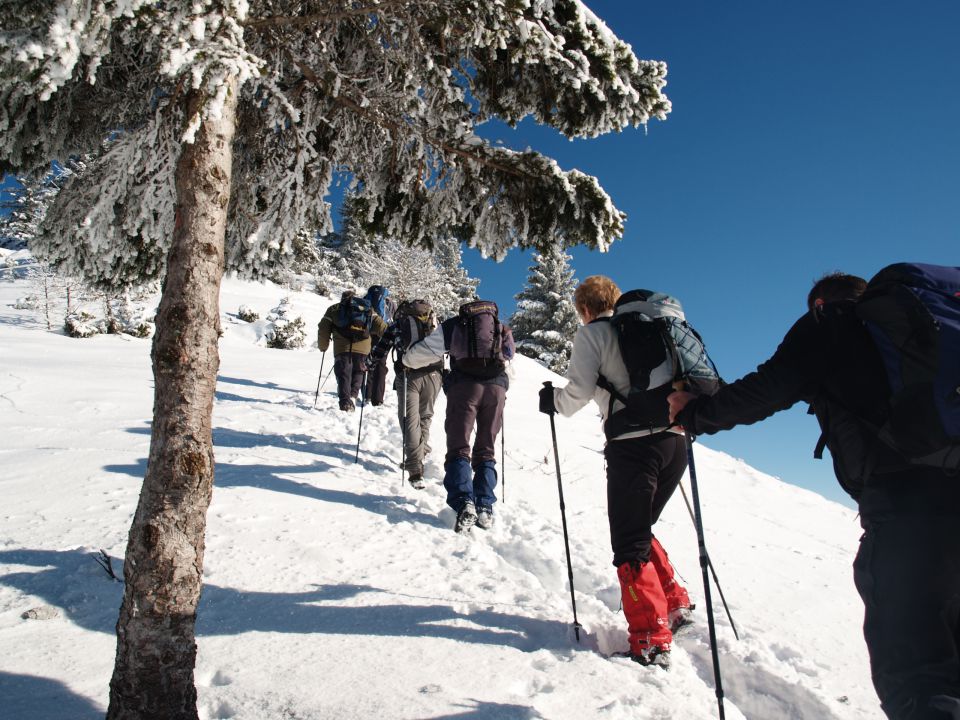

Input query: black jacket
[679,303,917,502]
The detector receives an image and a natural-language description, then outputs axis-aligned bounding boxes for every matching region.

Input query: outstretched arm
[673,313,823,436]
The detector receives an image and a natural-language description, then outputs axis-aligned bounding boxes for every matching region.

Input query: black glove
[538,385,556,415]
[362,355,376,372]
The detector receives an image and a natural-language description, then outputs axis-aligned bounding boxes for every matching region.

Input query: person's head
[807,272,867,311]
[574,275,621,323]
[340,289,355,303]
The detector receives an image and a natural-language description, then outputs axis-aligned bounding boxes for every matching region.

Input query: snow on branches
[1,0,671,287]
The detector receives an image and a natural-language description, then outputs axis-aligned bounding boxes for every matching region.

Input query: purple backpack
[448,300,506,378]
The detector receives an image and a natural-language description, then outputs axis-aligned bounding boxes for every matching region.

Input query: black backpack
[852,263,960,472]
[598,289,721,438]
[335,297,373,342]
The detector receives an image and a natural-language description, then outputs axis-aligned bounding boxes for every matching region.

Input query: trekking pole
[679,484,740,641]
[313,351,327,408]
[400,369,408,490]
[318,364,336,395]
[544,381,582,643]
[354,370,368,464]
[684,430,726,720]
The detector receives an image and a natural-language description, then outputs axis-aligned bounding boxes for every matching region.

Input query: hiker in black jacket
[668,273,960,720]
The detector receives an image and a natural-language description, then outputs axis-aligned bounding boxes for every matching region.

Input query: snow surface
[0,254,882,719]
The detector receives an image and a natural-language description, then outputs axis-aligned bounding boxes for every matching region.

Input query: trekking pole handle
[542,380,557,417]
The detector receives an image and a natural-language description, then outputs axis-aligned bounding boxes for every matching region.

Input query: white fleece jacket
[554,311,676,440]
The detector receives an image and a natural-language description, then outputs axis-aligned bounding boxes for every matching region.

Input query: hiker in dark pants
[317,290,387,412]
[669,271,960,720]
[364,285,397,406]
[403,300,515,533]
[538,275,692,668]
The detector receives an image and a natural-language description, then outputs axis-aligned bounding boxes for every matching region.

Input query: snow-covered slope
[0,263,881,719]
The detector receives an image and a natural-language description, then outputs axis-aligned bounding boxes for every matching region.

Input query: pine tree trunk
[107,79,238,720]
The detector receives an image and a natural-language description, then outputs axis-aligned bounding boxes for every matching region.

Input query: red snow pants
[617,561,672,653]
[650,536,692,615]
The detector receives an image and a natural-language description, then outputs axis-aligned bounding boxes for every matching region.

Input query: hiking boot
[475,508,494,530]
[454,502,477,534]
[339,400,355,412]
[408,474,426,490]
[669,606,695,634]
[631,646,671,669]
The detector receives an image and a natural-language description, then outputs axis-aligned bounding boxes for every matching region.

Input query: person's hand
[538,385,556,415]
[363,355,375,373]
[667,390,695,424]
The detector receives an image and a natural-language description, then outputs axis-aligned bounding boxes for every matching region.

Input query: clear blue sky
[463,0,960,507]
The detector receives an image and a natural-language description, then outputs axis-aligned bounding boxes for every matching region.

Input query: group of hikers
[316,263,960,720]
[317,286,515,530]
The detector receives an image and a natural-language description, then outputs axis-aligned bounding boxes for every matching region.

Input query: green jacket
[317,303,387,355]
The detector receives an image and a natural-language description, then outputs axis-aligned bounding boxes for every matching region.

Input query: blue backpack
[855,263,960,472]
[335,296,373,342]
[365,285,392,323]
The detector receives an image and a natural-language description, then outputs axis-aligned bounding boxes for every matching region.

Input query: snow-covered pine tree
[327,195,380,294]
[510,245,580,374]
[322,196,479,317]
[286,228,325,278]
[349,232,478,318]
[1,3,670,716]
[0,177,46,251]
[310,226,349,297]
[431,235,481,318]
[264,296,307,349]
[0,164,77,251]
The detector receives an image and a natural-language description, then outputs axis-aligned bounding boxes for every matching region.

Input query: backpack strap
[590,317,624,416]
[658,318,683,383]
[808,404,828,459]
[441,317,455,351]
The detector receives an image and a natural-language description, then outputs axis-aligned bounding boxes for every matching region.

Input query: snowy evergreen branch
[244,0,428,30]
[2,0,671,288]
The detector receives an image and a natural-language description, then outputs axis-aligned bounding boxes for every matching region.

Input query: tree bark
[107,79,238,720]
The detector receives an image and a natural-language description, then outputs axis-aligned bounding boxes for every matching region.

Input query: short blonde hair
[574,275,621,317]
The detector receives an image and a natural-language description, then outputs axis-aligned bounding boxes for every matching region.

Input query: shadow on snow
[0,549,568,654]
[217,374,306,395]
[115,426,396,475]
[0,670,103,720]
[418,699,543,719]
